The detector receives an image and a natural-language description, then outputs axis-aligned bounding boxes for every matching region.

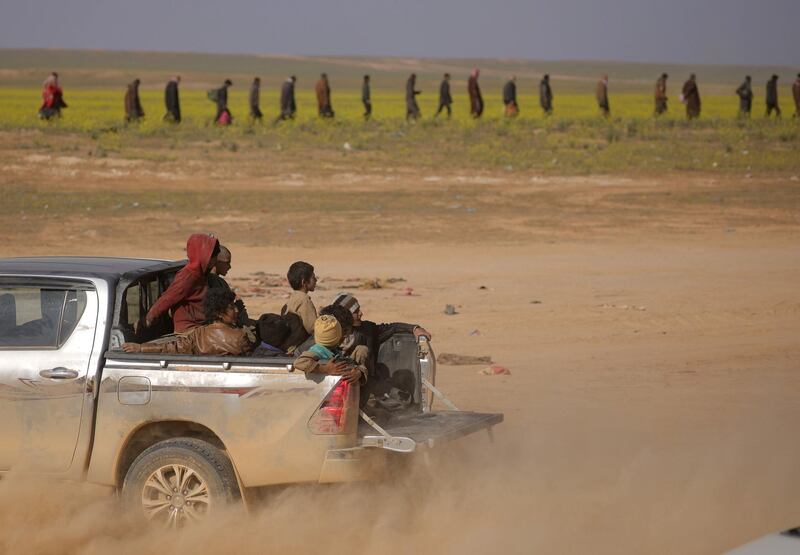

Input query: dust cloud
[0,438,537,555]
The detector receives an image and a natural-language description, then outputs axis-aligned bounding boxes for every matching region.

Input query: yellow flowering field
[1,87,797,174]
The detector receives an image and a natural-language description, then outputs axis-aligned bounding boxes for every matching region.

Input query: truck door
[0,280,99,473]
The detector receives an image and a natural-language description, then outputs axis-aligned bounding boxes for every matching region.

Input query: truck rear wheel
[122,437,239,527]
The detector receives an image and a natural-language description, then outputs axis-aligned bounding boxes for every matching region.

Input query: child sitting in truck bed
[281,261,318,353]
[292,315,366,385]
[332,292,431,374]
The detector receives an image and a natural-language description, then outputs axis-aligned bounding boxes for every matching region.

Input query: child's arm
[292,351,350,376]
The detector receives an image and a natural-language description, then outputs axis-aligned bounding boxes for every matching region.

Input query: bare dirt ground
[1,133,799,554]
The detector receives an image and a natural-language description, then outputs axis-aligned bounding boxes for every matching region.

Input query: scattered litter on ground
[360,278,382,290]
[479,364,511,376]
[598,303,646,311]
[444,304,458,315]
[395,287,418,296]
[478,285,488,290]
[530,300,542,304]
[439,353,492,365]
[469,329,481,336]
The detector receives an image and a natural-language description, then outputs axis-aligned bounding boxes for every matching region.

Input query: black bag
[279,305,310,352]
[256,313,290,347]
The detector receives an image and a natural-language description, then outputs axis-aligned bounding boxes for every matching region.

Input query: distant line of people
[37,69,800,124]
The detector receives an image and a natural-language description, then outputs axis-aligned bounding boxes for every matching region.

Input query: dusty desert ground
[1,129,799,555]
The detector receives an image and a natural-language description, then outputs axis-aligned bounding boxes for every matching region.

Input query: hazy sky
[2,0,798,66]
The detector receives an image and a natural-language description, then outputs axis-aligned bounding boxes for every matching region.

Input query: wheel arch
[115,420,229,489]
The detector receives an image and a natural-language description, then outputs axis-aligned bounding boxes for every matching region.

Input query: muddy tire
[122,437,239,527]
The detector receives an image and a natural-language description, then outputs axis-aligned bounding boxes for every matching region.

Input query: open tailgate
[359,410,503,453]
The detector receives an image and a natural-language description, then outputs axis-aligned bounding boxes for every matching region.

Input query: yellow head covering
[314,315,342,347]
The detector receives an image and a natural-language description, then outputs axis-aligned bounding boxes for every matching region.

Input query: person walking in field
[435,73,453,118]
[249,77,263,122]
[793,74,800,118]
[316,73,334,118]
[503,75,519,117]
[596,74,610,117]
[406,73,421,121]
[681,74,701,119]
[765,75,781,118]
[654,73,668,115]
[124,78,145,123]
[39,72,67,120]
[210,79,233,125]
[362,75,372,120]
[163,76,181,123]
[539,74,553,116]
[736,75,753,117]
[276,76,297,122]
[468,68,484,118]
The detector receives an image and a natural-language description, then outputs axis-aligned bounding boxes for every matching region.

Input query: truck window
[0,287,87,348]
[119,274,175,342]
[122,283,141,330]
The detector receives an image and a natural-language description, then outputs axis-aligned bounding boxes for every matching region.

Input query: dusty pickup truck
[0,257,502,526]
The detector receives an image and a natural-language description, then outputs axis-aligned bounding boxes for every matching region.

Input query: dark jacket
[503,80,517,106]
[164,80,181,122]
[215,85,230,119]
[654,76,668,114]
[124,81,144,121]
[468,76,483,116]
[350,320,416,374]
[280,79,296,117]
[540,79,553,111]
[736,80,753,111]
[682,78,701,117]
[439,80,452,105]
[766,78,779,106]
[596,80,609,109]
[362,82,370,103]
[406,76,420,113]
[654,76,668,102]
[147,234,219,333]
[249,81,262,117]
[138,322,253,356]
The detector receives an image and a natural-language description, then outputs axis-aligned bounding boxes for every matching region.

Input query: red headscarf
[146,234,219,332]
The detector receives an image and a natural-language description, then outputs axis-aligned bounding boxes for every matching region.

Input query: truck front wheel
[122,437,240,527]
